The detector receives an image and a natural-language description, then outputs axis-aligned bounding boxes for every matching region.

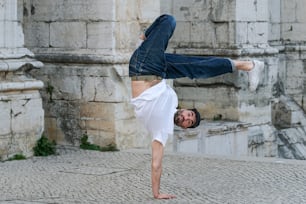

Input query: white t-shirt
[131,80,178,146]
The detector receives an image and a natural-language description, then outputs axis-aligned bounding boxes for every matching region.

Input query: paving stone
[0,146,306,203]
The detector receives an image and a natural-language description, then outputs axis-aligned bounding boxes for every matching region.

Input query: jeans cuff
[228,58,236,72]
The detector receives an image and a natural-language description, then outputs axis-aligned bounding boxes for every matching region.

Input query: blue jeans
[129,14,234,79]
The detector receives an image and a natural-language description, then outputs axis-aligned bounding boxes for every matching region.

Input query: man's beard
[174,110,184,125]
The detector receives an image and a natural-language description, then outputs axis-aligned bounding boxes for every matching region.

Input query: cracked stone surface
[0,146,306,204]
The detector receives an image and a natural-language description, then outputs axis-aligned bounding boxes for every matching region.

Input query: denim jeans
[129,14,234,79]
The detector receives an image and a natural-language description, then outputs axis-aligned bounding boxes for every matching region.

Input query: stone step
[173,121,276,157]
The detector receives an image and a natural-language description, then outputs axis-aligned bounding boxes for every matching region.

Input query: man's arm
[151,140,176,199]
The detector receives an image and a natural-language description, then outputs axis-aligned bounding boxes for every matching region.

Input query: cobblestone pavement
[1,146,306,204]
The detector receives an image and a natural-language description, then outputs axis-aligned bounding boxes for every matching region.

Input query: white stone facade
[0,0,301,159]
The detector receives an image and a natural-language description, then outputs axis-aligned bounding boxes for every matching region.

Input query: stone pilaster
[0,0,44,160]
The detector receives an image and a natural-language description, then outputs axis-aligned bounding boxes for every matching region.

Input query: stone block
[44,117,67,145]
[96,77,129,102]
[86,130,115,146]
[113,65,129,77]
[171,21,191,44]
[178,100,194,110]
[0,21,4,47]
[296,0,306,23]
[281,0,297,23]
[115,117,150,150]
[278,127,306,160]
[138,0,160,21]
[2,0,18,21]
[0,136,10,160]
[205,131,248,156]
[239,102,271,124]
[50,22,86,48]
[0,90,44,159]
[281,23,306,42]
[117,21,141,50]
[175,121,250,156]
[269,23,281,42]
[160,0,172,15]
[0,0,5,20]
[80,102,114,119]
[202,102,239,121]
[81,76,96,101]
[236,0,257,21]
[24,22,49,48]
[83,119,114,132]
[0,21,24,48]
[247,22,268,44]
[82,76,129,102]
[0,100,11,136]
[116,0,138,21]
[73,0,115,21]
[28,0,115,21]
[50,75,82,100]
[87,22,115,49]
[215,23,229,45]
[25,0,62,21]
[11,97,44,135]
[211,0,235,22]
[176,86,239,120]
[286,60,304,77]
[114,102,135,120]
[191,22,215,46]
[255,0,269,21]
[172,0,210,21]
[176,86,238,105]
[248,124,277,157]
[235,22,248,44]
[237,0,268,21]
[269,0,281,23]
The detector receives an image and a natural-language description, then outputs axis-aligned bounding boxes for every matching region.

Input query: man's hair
[189,108,201,128]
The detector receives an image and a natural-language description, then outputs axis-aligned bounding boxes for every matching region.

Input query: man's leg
[129,15,176,78]
[165,53,264,91]
[151,140,176,199]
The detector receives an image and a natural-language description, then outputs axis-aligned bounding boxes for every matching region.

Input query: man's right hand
[155,193,176,199]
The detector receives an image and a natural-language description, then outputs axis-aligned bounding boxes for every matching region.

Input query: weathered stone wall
[280,0,306,110]
[0,0,44,160]
[164,0,306,159]
[16,0,306,159]
[22,0,160,149]
[162,0,277,124]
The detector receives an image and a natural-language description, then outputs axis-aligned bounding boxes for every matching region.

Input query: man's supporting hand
[155,193,176,199]
[151,140,176,199]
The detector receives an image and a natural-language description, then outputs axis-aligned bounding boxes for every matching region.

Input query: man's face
[174,109,196,129]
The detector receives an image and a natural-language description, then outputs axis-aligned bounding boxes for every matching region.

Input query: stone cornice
[30,48,132,64]
[0,80,44,92]
[0,48,44,71]
[0,58,43,72]
[172,46,279,57]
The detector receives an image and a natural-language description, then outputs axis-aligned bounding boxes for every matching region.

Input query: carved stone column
[0,0,44,160]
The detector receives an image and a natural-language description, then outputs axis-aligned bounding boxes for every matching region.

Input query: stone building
[1,0,306,160]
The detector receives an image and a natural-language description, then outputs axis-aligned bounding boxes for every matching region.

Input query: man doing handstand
[129,14,264,199]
